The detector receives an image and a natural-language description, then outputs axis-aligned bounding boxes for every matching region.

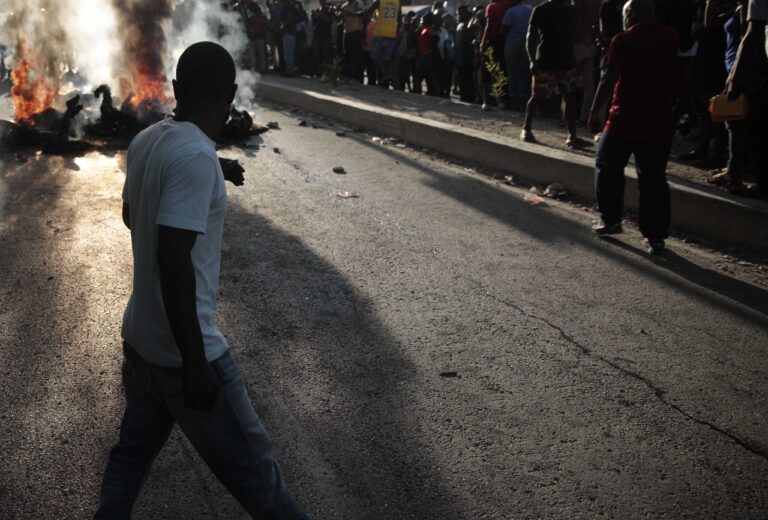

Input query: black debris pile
[218,107,269,146]
[0,94,93,155]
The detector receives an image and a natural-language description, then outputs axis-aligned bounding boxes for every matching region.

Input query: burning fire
[11,39,59,124]
[120,65,173,116]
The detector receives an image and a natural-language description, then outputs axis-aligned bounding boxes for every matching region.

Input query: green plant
[320,57,344,88]
[484,48,507,106]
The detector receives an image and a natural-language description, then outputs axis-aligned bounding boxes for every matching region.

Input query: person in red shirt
[481,0,512,72]
[588,0,679,255]
[415,13,440,95]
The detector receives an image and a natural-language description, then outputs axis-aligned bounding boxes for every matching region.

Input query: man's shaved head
[174,42,236,104]
[623,0,655,29]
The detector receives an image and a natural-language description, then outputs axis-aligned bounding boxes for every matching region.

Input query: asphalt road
[1,104,767,520]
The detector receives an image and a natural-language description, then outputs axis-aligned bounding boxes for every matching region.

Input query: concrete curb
[256,78,768,248]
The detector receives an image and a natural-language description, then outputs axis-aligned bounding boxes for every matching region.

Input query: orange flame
[120,61,172,117]
[11,39,58,124]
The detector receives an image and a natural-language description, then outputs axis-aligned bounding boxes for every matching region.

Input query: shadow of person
[204,202,465,519]
[601,236,768,318]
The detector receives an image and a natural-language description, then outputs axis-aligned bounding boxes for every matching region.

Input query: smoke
[167,0,258,108]
[111,0,173,98]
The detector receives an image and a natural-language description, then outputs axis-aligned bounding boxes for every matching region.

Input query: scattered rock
[336,191,360,198]
[273,147,281,154]
[333,166,346,174]
[439,371,459,378]
[504,175,516,186]
[543,182,567,199]
[266,121,280,129]
[297,119,308,127]
[335,131,347,137]
[529,186,543,196]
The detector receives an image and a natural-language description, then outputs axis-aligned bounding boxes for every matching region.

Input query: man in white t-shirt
[727,0,768,197]
[95,42,307,519]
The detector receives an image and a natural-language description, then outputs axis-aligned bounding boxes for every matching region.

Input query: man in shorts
[521,0,583,148]
[94,42,308,519]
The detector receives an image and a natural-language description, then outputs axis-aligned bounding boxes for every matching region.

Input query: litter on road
[266,121,280,129]
[333,166,346,174]
[524,194,547,206]
[336,191,360,198]
[544,182,567,199]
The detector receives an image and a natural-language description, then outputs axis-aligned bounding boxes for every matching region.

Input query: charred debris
[1,84,268,158]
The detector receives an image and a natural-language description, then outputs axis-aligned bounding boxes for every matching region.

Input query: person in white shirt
[94,42,307,519]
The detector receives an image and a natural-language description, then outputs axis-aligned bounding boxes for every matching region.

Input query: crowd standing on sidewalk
[228,0,767,255]
[231,0,767,200]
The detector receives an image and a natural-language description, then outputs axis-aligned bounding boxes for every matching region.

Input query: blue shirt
[724,11,741,72]
[503,3,533,46]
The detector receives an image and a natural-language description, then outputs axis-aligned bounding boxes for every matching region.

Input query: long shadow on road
[349,135,768,324]
[215,201,464,519]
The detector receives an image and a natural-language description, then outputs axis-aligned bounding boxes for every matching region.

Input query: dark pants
[344,30,364,82]
[458,62,474,102]
[95,343,306,519]
[595,131,673,240]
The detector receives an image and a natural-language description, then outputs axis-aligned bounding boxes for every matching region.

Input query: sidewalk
[254,75,768,249]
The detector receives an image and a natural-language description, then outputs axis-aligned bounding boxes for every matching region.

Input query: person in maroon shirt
[415,13,440,95]
[588,0,679,255]
[481,0,512,72]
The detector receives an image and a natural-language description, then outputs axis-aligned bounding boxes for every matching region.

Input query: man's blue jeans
[595,131,672,241]
[282,33,296,75]
[94,343,307,519]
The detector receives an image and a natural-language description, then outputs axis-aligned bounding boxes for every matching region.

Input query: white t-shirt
[121,118,229,367]
[749,0,768,21]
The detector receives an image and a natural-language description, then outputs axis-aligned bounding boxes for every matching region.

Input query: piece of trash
[273,147,281,154]
[266,121,280,129]
[464,167,477,173]
[504,175,515,186]
[372,137,382,143]
[297,119,308,127]
[524,194,547,206]
[543,182,567,199]
[529,186,543,195]
[395,143,407,149]
[333,166,346,174]
[335,131,347,137]
[336,191,360,198]
[439,371,459,378]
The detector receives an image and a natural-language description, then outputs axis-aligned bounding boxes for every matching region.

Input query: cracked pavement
[0,103,767,519]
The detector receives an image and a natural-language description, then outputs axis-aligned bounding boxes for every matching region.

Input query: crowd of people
[230,0,766,255]
[232,0,766,198]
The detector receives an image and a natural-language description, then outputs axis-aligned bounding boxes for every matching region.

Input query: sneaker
[643,238,665,255]
[520,129,536,143]
[592,219,623,235]
[706,170,733,186]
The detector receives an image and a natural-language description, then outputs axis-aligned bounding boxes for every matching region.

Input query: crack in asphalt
[431,252,768,464]
[263,124,768,465]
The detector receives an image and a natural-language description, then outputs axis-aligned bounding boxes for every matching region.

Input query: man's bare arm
[157,225,219,410]
[588,50,620,134]
[728,19,767,96]
[122,202,130,230]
